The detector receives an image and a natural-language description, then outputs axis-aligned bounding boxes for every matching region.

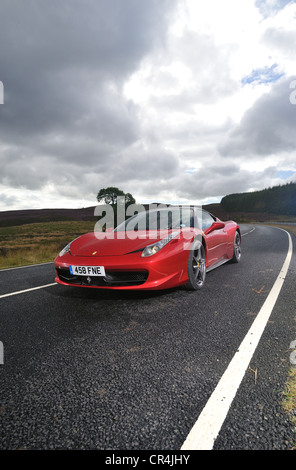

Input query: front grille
[57,268,148,287]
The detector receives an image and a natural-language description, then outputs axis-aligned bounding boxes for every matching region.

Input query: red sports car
[54,207,241,291]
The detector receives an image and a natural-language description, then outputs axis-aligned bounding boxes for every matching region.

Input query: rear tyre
[231,231,241,263]
[185,240,206,290]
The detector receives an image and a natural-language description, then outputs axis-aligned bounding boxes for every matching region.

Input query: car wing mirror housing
[204,221,225,234]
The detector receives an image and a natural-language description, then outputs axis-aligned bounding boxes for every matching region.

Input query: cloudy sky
[0,0,296,211]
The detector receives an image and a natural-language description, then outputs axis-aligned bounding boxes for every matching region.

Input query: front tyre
[231,231,241,263]
[185,241,206,290]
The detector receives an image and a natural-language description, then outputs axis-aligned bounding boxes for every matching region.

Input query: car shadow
[49,283,182,302]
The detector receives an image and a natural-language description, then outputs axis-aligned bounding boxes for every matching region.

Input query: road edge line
[181,228,293,450]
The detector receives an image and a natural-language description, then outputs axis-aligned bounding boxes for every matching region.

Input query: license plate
[69,265,106,276]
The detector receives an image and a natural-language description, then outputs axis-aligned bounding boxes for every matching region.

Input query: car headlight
[141,232,179,257]
[59,242,72,257]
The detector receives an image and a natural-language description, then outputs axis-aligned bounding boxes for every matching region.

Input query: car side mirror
[204,221,225,234]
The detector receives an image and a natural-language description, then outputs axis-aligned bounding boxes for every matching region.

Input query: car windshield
[114,207,195,232]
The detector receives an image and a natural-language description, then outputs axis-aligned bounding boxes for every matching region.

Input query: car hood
[69,230,176,257]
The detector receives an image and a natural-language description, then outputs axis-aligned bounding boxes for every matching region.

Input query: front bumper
[54,250,188,290]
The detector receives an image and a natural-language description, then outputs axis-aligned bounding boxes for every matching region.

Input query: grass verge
[0,220,95,269]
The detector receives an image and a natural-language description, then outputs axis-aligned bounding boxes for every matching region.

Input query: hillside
[221,182,296,216]
[0,203,231,227]
[0,181,296,228]
[0,206,97,227]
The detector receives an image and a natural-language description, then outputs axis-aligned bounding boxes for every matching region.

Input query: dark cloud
[127,164,280,204]
[0,0,170,79]
[0,0,295,210]
[0,0,174,193]
[174,165,278,201]
[219,77,296,157]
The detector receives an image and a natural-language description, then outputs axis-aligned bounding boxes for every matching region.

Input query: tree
[97,187,125,205]
[96,187,137,230]
[96,187,136,206]
[124,192,136,207]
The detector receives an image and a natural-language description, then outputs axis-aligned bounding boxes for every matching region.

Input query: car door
[202,211,227,266]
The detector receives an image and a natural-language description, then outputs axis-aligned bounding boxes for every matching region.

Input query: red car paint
[54,207,241,291]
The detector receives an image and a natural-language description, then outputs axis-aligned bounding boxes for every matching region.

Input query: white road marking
[241,227,255,236]
[0,283,57,299]
[0,261,54,272]
[181,228,293,450]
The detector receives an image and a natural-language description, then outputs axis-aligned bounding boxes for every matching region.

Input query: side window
[202,211,215,230]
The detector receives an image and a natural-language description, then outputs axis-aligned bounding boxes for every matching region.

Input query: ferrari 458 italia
[55,206,241,291]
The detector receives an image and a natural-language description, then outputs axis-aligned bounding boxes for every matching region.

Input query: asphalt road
[0,224,295,451]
